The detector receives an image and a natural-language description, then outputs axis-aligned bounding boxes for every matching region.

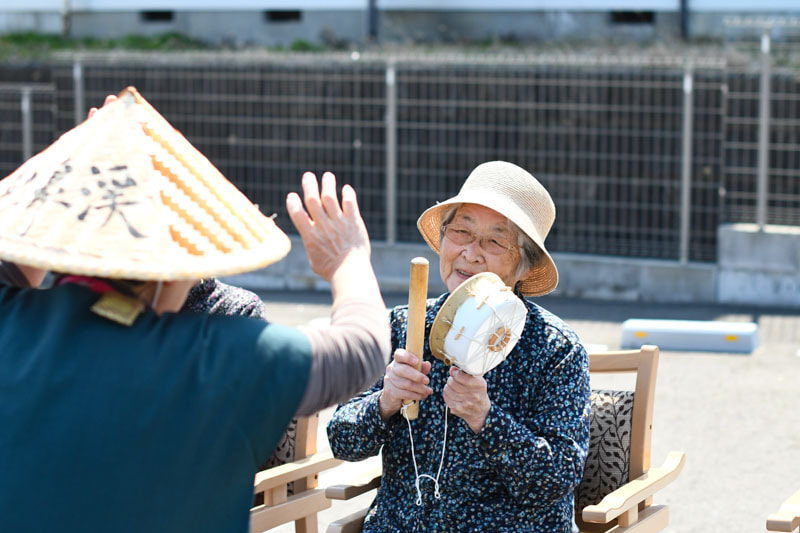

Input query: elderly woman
[0,89,389,532]
[327,161,591,532]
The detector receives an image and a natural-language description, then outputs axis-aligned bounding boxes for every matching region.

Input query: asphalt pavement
[257,289,800,533]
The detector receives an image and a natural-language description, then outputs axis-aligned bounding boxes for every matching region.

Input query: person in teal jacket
[0,89,389,533]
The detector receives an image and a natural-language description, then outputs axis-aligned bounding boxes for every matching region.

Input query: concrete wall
[717,223,800,307]
[226,226,799,309]
[66,11,366,47]
[224,238,721,304]
[3,8,800,45]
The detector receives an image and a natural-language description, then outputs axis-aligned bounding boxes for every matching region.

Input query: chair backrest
[575,346,659,528]
[253,414,317,506]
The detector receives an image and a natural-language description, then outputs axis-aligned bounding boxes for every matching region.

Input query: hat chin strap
[151,281,163,310]
[402,401,449,506]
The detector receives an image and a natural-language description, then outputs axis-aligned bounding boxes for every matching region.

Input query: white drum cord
[401,401,449,506]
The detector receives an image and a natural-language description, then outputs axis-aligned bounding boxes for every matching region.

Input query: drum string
[401,401,449,506]
[479,305,526,374]
[441,300,525,375]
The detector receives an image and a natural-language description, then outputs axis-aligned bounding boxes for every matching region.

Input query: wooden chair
[324,345,685,533]
[767,490,800,532]
[250,413,342,533]
[577,345,685,532]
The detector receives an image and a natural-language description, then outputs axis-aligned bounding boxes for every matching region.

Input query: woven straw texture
[0,87,290,281]
[416,161,558,297]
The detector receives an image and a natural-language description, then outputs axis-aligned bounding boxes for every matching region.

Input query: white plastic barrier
[621,319,759,353]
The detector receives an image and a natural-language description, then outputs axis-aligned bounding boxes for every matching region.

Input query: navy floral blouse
[327,291,591,532]
[182,278,268,320]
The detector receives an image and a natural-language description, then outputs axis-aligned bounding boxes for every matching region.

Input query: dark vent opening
[264,10,302,23]
[141,11,174,22]
[610,11,654,24]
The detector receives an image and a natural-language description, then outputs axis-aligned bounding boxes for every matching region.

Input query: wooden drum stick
[402,256,429,421]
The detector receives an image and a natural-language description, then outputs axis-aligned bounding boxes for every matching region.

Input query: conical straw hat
[0,86,290,281]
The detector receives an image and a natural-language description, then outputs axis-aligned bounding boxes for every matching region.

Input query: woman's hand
[443,367,491,433]
[286,171,370,283]
[88,94,117,118]
[378,348,432,420]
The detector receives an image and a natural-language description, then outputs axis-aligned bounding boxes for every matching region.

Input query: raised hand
[88,94,118,119]
[286,171,370,283]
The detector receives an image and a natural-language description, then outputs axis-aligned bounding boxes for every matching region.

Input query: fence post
[679,65,694,264]
[73,61,84,126]
[385,60,397,244]
[20,86,33,162]
[756,27,771,230]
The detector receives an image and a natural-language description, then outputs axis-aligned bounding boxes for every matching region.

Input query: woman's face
[439,204,528,292]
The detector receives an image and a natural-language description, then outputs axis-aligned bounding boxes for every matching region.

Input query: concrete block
[718,223,800,272]
[718,270,800,307]
[717,224,800,307]
[551,254,641,301]
[621,318,759,353]
[639,262,716,303]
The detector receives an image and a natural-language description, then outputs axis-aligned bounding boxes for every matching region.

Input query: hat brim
[417,193,559,297]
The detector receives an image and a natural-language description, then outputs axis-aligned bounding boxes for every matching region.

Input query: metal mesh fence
[0,52,796,263]
[52,59,388,238]
[723,67,800,227]
[0,84,56,178]
[395,63,726,261]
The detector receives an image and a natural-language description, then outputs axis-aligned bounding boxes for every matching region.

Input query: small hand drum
[429,272,526,376]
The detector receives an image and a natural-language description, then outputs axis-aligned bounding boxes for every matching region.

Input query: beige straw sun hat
[0,86,290,281]
[417,160,559,297]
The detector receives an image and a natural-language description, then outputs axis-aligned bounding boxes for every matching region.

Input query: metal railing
[0,49,798,264]
[0,83,56,178]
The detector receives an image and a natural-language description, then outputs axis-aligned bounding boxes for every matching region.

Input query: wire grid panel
[395,63,720,261]
[0,85,56,179]
[724,68,800,227]
[689,71,727,262]
[52,60,388,239]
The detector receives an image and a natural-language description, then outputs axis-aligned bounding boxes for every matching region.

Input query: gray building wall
[2,7,800,45]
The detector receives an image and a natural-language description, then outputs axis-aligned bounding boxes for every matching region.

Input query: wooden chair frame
[324,345,685,533]
[250,413,342,533]
[767,489,800,532]
[579,345,685,532]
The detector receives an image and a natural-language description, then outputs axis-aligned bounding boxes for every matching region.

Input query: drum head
[429,272,510,366]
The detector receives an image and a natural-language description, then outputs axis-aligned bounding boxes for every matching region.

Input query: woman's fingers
[286,191,312,235]
[340,183,361,220]
[319,171,342,218]
[300,171,325,220]
[88,94,119,120]
[387,374,431,400]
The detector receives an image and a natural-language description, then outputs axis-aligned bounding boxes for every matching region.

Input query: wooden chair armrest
[582,451,686,524]
[767,489,800,532]
[325,467,382,500]
[254,449,342,493]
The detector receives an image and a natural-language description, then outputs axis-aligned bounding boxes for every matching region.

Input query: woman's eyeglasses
[443,224,518,255]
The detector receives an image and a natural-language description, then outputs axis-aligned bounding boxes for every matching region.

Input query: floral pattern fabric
[182,278,268,321]
[327,291,591,532]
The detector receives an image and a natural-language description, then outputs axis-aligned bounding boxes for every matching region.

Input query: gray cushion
[575,389,634,511]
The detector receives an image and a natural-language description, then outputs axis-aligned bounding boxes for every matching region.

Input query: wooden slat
[250,488,330,532]
[767,489,800,532]
[253,449,341,493]
[326,469,381,500]
[582,452,685,524]
[600,505,668,533]
[326,507,369,533]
